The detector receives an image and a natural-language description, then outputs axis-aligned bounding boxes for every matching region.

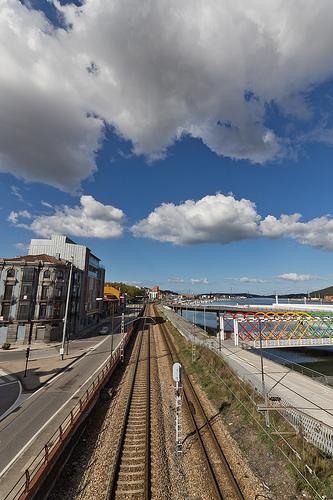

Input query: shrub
[2,342,11,350]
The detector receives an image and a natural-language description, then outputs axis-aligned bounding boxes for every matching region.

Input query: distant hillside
[105,282,146,299]
[310,285,333,298]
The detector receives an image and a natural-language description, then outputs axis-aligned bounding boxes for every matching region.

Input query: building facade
[0,255,80,344]
[148,286,161,300]
[29,235,105,329]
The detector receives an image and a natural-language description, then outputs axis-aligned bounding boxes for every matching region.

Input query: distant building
[29,234,105,329]
[0,254,81,344]
[148,286,160,300]
[324,295,333,302]
[104,284,121,300]
[103,284,121,316]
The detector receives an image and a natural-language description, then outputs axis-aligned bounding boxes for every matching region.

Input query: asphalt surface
[0,311,138,419]
[0,371,21,422]
[0,308,141,499]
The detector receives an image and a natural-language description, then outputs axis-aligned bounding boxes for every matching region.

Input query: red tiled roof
[4,254,67,265]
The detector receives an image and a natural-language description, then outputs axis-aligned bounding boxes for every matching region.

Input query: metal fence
[162,306,333,457]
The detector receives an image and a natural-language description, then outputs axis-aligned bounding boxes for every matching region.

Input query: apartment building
[29,235,105,329]
[0,254,80,344]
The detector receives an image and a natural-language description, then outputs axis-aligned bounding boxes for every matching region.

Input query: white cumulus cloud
[260,214,333,250]
[277,273,320,282]
[191,278,209,285]
[168,277,185,284]
[225,277,268,284]
[132,192,333,251]
[2,1,333,188]
[8,195,125,239]
[131,193,260,244]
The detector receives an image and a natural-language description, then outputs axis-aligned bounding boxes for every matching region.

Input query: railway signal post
[173,362,183,454]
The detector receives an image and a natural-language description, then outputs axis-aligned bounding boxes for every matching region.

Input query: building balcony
[50,295,66,301]
[5,277,17,283]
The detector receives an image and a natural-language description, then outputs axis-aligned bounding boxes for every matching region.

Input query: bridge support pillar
[233,318,239,346]
[217,314,225,341]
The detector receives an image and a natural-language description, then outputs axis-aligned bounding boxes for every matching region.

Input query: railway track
[105,315,151,499]
[155,306,245,500]
[104,305,244,499]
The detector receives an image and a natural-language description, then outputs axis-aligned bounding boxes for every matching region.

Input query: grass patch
[164,317,333,499]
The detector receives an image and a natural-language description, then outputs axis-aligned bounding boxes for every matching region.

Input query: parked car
[99,326,109,335]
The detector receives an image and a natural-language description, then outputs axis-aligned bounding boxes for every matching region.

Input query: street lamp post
[23,263,41,377]
[258,318,270,427]
[110,301,115,357]
[60,259,73,360]
[96,297,116,358]
[23,316,33,378]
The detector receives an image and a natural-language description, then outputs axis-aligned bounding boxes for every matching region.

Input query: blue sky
[2,0,333,295]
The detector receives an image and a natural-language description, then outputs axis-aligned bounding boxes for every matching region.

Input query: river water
[180,298,333,377]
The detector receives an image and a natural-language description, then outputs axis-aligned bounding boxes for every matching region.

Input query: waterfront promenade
[162,306,333,455]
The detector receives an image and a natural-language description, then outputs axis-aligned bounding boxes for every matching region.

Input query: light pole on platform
[258,318,270,428]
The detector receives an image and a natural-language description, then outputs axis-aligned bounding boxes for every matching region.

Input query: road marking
[0,380,20,387]
[0,350,112,480]
[0,380,22,423]
[25,334,112,401]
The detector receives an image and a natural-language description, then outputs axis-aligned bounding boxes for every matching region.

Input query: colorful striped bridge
[171,303,333,348]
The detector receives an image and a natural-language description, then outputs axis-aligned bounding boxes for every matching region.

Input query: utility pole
[60,258,73,360]
[110,301,115,358]
[24,263,41,377]
[120,312,125,362]
[259,318,270,427]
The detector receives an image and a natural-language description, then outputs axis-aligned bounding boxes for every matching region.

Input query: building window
[44,270,50,279]
[55,287,63,298]
[41,286,49,300]
[39,304,47,319]
[3,285,14,301]
[20,285,32,300]
[1,303,10,320]
[17,303,30,321]
[22,267,35,282]
[53,305,61,319]
[56,271,64,280]
[7,269,15,278]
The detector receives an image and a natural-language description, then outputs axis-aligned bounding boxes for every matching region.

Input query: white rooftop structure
[28,234,90,271]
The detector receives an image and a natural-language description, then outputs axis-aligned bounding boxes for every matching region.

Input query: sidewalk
[0,309,140,392]
[162,306,333,456]
[2,315,111,353]
[0,341,90,392]
[0,315,115,391]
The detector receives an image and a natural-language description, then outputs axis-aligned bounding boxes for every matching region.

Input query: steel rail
[156,309,244,499]
[105,313,151,500]
[145,324,151,499]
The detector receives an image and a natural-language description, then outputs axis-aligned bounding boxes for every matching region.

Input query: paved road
[0,308,142,499]
[0,311,139,420]
[0,371,21,421]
